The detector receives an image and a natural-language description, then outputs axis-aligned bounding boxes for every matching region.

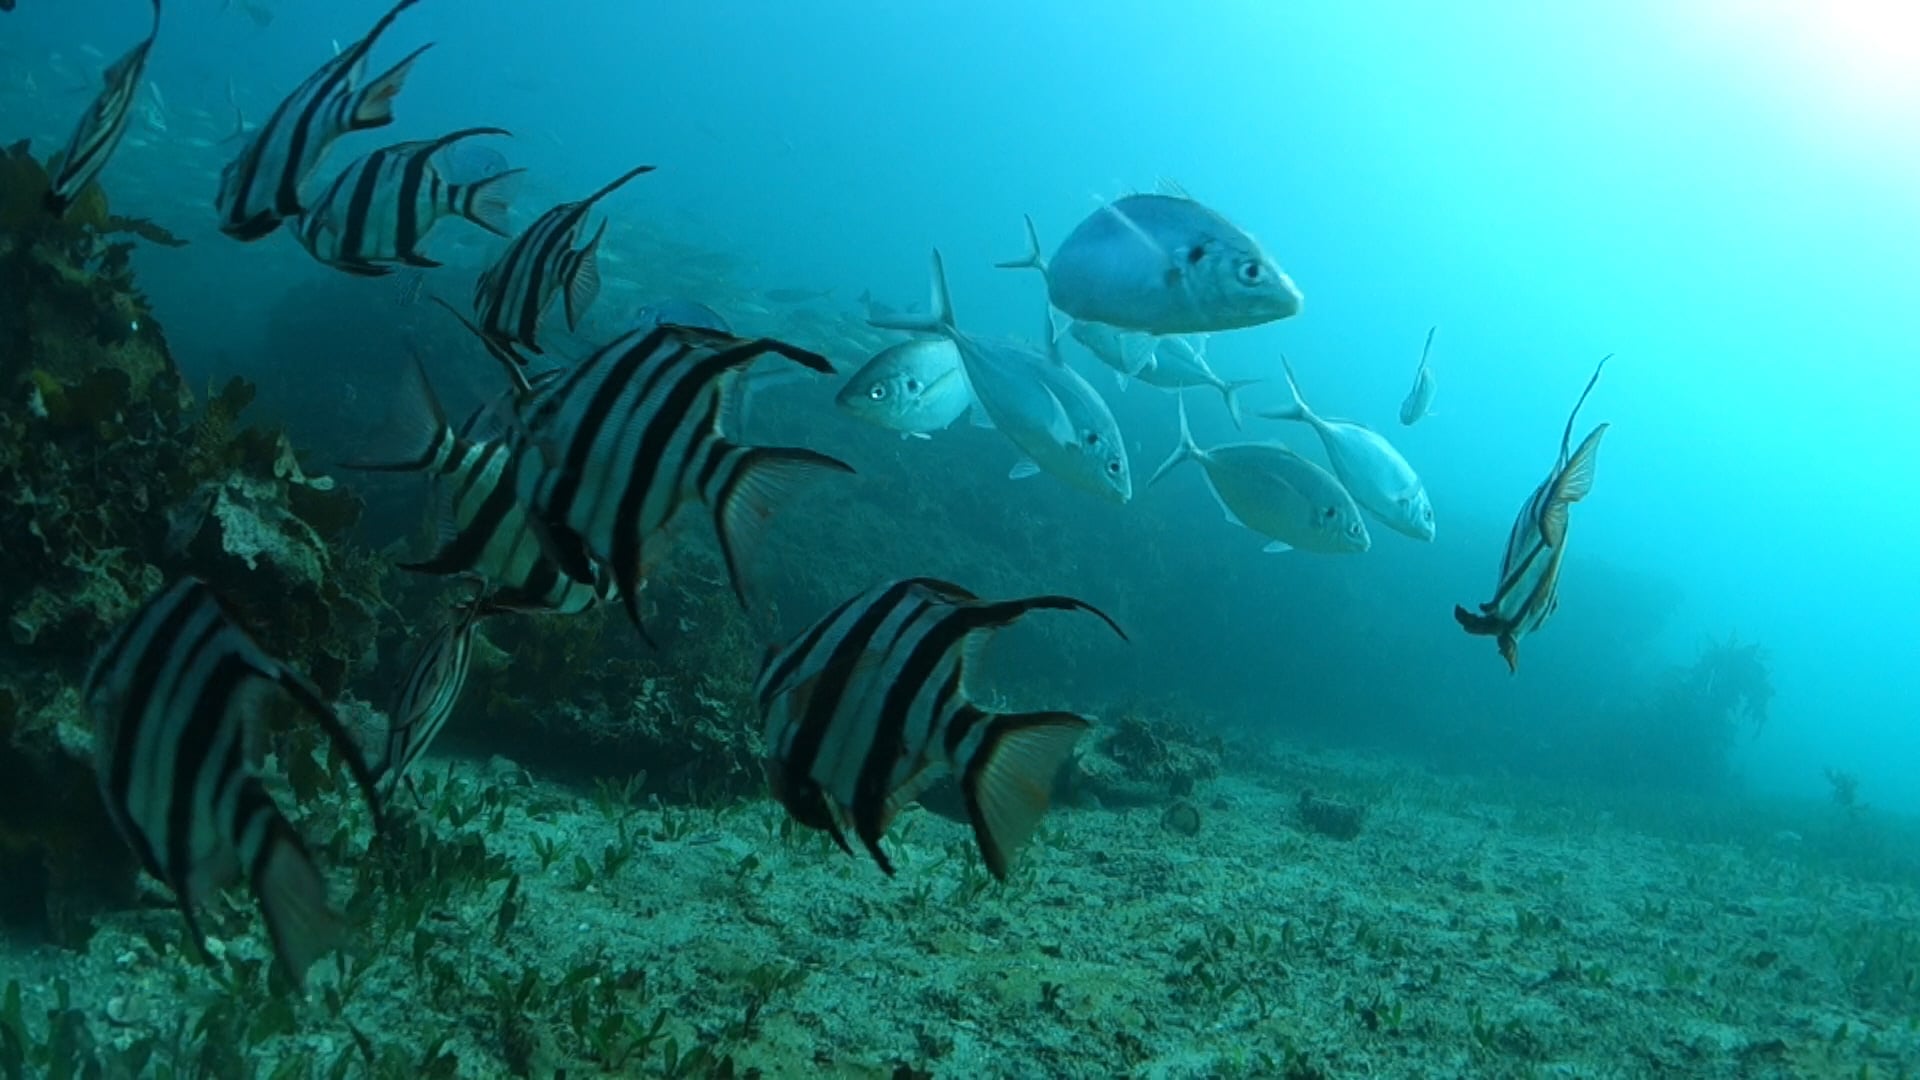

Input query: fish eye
[1238,261,1264,285]
[867,383,888,401]
[1106,460,1122,476]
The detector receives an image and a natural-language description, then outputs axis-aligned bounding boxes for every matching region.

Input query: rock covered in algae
[1062,707,1224,807]
[0,143,387,938]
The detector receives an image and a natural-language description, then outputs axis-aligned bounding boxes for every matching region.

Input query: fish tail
[349,41,432,129]
[1452,603,1517,671]
[711,446,855,609]
[992,213,1048,276]
[247,806,346,991]
[455,166,524,237]
[1148,393,1201,488]
[1220,378,1261,431]
[869,249,955,336]
[952,706,1090,881]
[337,351,453,472]
[1256,353,1311,423]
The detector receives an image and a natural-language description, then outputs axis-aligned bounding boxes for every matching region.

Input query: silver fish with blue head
[1455,356,1611,672]
[998,196,1302,334]
[1261,357,1435,542]
[633,298,732,335]
[1151,396,1369,555]
[1130,334,1261,429]
[836,337,973,439]
[872,250,1131,502]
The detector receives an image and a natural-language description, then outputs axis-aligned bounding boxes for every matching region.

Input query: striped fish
[377,594,498,796]
[45,0,161,215]
[295,126,521,277]
[215,0,430,241]
[343,356,610,615]
[756,578,1127,880]
[465,164,655,370]
[511,324,854,640]
[85,578,383,990]
[1454,355,1611,672]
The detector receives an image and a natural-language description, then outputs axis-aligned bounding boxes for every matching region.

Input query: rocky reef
[0,143,385,940]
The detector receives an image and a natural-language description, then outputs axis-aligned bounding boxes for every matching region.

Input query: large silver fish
[872,251,1131,502]
[1150,396,1369,555]
[1261,357,1435,542]
[835,337,974,439]
[1454,356,1611,672]
[998,196,1302,334]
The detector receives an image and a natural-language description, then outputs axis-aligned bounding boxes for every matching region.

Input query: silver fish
[756,576,1125,879]
[1150,396,1369,555]
[1455,356,1610,672]
[1130,335,1260,429]
[1066,319,1157,378]
[835,337,973,438]
[872,251,1131,502]
[1399,326,1437,426]
[1261,357,1435,542]
[998,197,1302,334]
[633,298,731,334]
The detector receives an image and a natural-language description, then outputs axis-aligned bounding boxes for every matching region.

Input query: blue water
[7,0,1917,811]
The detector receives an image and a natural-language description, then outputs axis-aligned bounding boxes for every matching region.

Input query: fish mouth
[1272,271,1305,318]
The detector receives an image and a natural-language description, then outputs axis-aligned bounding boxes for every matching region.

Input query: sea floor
[1,736,1916,1079]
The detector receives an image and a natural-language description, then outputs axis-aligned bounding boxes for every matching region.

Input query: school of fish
[23,0,1615,989]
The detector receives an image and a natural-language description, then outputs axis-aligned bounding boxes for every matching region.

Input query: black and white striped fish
[45,0,161,215]
[295,126,521,277]
[215,0,430,241]
[343,356,611,615]
[377,593,499,795]
[85,578,383,990]
[510,324,853,639]
[1454,355,1611,672]
[755,578,1127,880]
[465,164,654,369]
